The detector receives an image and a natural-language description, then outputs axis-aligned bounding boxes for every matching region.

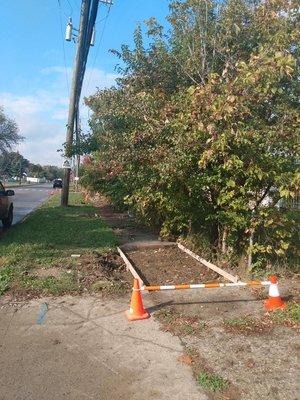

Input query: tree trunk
[247,230,254,273]
[221,226,228,254]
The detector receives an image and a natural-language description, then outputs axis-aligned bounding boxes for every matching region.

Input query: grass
[0,193,119,297]
[197,372,229,392]
[224,317,253,328]
[0,266,14,295]
[223,315,272,335]
[223,304,300,334]
[270,302,300,325]
[184,347,231,394]
[3,182,36,187]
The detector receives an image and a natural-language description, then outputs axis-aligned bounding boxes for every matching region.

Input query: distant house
[26,177,46,183]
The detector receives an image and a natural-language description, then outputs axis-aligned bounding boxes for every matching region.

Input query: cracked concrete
[0,295,207,400]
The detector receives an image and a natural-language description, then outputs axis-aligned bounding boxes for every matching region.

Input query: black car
[53,179,63,189]
[0,181,15,228]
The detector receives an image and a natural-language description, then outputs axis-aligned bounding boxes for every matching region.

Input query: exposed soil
[76,251,132,295]
[127,246,224,285]
[183,347,241,400]
[154,302,300,400]
[222,316,274,335]
[89,193,300,400]
[35,267,62,278]
[8,252,132,300]
[91,193,159,244]
[77,251,131,283]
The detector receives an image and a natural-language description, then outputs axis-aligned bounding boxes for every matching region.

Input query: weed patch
[269,302,300,330]
[224,304,300,335]
[181,347,240,400]
[197,372,229,392]
[223,316,272,335]
[155,308,208,337]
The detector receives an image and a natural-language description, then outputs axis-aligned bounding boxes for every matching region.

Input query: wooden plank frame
[118,242,239,286]
[177,243,239,283]
[117,246,144,286]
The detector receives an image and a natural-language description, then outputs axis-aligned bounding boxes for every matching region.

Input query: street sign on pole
[62,159,72,169]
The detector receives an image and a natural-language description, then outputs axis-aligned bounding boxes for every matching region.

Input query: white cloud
[82,68,119,97]
[0,66,118,166]
[1,93,46,115]
[41,66,72,75]
[51,109,68,121]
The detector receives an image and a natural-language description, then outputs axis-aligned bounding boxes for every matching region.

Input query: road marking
[37,303,49,325]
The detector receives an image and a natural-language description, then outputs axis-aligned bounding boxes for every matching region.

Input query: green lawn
[3,182,32,187]
[0,193,118,296]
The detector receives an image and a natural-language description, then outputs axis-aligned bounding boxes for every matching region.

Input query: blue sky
[0,0,170,166]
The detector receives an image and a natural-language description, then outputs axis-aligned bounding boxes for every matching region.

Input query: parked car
[0,181,15,228]
[53,179,63,189]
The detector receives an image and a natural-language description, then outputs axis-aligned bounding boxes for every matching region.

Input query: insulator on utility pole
[62,0,113,207]
[65,17,73,41]
[90,26,96,46]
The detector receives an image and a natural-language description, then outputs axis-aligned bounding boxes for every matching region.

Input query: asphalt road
[0,183,52,229]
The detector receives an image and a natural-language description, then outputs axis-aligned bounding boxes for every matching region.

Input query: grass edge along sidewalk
[0,193,129,298]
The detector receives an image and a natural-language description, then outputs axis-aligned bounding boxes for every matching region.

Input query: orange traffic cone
[125,279,150,321]
[264,275,286,311]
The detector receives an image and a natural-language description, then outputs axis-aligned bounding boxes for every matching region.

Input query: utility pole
[75,112,80,191]
[19,158,22,185]
[61,0,112,206]
[61,0,91,206]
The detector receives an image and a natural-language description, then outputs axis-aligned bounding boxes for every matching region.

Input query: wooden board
[177,243,239,283]
[117,246,144,286]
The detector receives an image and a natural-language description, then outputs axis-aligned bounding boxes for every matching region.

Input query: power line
[57,0,70,95]
[57,0,69,18]
[61,0,113,206]
[84,3,112,95]
[64,0,73,15]
[61,0,92,207]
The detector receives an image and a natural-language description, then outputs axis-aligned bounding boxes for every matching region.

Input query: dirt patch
[88,192,300,400]
[223,315,274,335]
[181,347,241,400]
[153,303,300,400]
[78,252,128,281]
[91,194,159,244]
[6,252,132,300]
[76,252,132,296]
[155,307,208,338]
[35,267,61,278]
[127,246,224,285]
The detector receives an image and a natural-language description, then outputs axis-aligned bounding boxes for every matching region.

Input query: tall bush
[82,0,299,272]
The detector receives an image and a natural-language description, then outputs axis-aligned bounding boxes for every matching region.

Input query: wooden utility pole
[61,0,91,206]
[61,0,112,206]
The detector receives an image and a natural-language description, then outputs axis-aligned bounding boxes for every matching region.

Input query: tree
[82,0,300,273]
[0,151,63,181]
[0,151,29,179]
[0,107,23,153]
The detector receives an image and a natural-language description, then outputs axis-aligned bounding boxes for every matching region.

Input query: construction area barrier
[141,280,270,292]
[125,276,286,321]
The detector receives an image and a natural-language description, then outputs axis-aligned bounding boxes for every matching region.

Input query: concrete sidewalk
[0,295,206,400]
